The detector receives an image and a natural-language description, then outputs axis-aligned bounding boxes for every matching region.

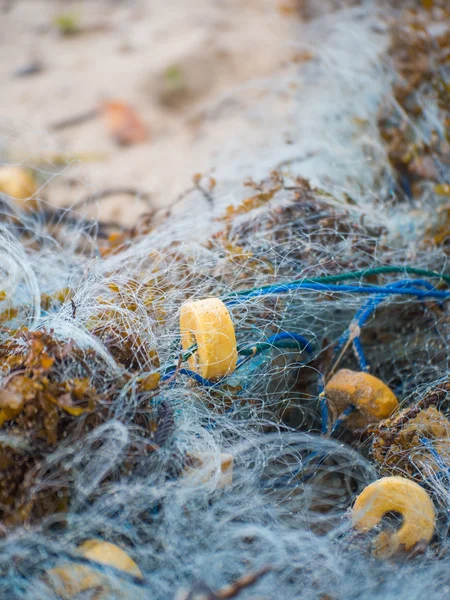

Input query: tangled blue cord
[224,280,450,307]
[328,279,440,376]
[318,279,449,434]
[165,277,449,436]
[161,331,313,387]
[238,332,313,355]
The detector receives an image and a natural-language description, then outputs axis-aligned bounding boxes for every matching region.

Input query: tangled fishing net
[0,1,450,598]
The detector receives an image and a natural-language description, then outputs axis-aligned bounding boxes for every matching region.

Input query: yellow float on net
[180,298,237,380]
[352,476,435,558]
[325,368,398,430]
[0,165,38,209]
[46,539,142,599]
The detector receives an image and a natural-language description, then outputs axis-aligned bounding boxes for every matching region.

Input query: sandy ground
[0,0,305,225]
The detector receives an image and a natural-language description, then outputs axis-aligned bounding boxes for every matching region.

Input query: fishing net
[0,0,450,598]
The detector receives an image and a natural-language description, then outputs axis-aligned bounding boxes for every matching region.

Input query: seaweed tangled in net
[0,1,449,599]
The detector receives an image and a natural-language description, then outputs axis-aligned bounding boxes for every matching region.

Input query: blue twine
[165,279,447,430]
[162,331,313,388]
[239,332,313,356]
[264,332,313,353]
[319,278,444,433]
[161,368,221,388]
[352,338,368,371]
[320,394,329,435]
[224,280,450,307]
[330,404,356,435]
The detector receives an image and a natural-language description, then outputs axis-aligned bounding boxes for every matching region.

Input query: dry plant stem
[193,181,214,205]
[215,566,271,599]
[326,323,361,383]
[325,336,353,383]
[276,150,318,169]
[72,187,152,210]
[50,108,100,131]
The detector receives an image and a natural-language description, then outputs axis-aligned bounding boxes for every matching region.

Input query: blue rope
[320,394,329,435]
[320,278,443,433]
[319,290,387,433]
[330,405,356,434]
[161,368,221,388]
[352,338,368,371]
[224,281,450,306]
[165,279,446,428]
[264,332,313,353]
[239,332,313,356]
[162,331,313,388]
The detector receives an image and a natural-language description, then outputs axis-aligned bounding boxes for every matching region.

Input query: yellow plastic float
[325,369,398,430]
[180,298,237,380]
[352,476,435,558]
[46,539,142,599]
[0,165,38,209]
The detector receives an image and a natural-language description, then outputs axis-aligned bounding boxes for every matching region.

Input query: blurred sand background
[0,0,310,225]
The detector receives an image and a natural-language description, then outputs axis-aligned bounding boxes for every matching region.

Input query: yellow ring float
[325,369,398,430]
[180,298,237,380]
[352,476,435,558]
[47,539,142,598]
[0,165,38,209]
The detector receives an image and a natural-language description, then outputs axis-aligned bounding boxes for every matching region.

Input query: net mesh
[0,1,449,598]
